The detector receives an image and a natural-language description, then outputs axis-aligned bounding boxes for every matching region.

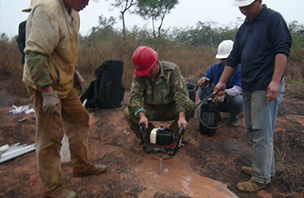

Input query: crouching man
[197,40,243,127]
[124,46,194,143]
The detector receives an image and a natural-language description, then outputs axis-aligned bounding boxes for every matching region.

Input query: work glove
[212,95,225,104]
[197,77,210,89]
[42,91,61,116]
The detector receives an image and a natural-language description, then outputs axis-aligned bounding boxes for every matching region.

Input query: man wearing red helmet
[124,46,194,140]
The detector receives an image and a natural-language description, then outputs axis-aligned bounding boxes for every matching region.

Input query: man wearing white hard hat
[214,0,292,192]
[23,0,104,197]
[197,40,243,127]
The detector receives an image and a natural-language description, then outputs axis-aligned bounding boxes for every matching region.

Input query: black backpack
[81,60,125,109]
[186,80,198,104]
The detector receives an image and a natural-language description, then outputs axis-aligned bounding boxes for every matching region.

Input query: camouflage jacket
[129,61,193,117]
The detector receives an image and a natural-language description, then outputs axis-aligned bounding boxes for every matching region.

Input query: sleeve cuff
[175,107,186,117]
[134,108,146,118]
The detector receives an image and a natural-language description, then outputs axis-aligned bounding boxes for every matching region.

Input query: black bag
[186,80,197,103]
[95,60,125,109]
[81,60,125,109]
[186,80,197,118]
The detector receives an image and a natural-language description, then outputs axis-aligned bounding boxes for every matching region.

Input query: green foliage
[0,33,9,42]
[172,22,238,48]
[136,0,179,47]
[136,0,178,20]
[289,21,304,63]
[107,0,136,10]
[80,15,119,45]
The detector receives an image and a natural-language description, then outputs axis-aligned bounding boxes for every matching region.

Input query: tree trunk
[158,15,165,40]
[121,11,127,54]
[152,18,157,49]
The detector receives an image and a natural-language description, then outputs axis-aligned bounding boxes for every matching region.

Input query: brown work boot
[73,165,107,177]
[241,166,252,176]
[237,179,267,192]
[45,188,77,198]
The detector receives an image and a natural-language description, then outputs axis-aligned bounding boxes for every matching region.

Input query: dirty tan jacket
[23,0,80,97]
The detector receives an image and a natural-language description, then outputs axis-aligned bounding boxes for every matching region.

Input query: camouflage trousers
[124,102,194,139]
[28,87,92,197]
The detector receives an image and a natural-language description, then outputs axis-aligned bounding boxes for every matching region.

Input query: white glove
[42,91,61,116]
[212,95,225,104]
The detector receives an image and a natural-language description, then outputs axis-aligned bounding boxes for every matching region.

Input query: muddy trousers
[28,87,92,196]
[124,103,194,138]
[243,79,285,184]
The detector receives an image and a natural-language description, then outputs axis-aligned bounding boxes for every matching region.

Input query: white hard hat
[22,0,39,12]
[91,0,100,2]
[215,40,234,59]
[231,0,256,7]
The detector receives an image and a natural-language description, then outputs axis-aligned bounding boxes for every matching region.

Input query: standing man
[214,0,292,192]
[124,46,194,142]
[23,0,106,197]
[197,40,243,127]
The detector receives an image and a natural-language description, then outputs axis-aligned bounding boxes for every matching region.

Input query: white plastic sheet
[9,105,35,115]
[60,135,71,163]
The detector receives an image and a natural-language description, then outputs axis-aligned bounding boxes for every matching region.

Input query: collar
[217,62,224,73]
[158,62,165,78]
[147,62,164,82]
[59,0,76,24]
[245,4,268,23]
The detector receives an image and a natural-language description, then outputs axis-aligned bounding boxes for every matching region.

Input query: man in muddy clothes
[124,46,194,142]
[214,0,292,193]
[23,0,107,197]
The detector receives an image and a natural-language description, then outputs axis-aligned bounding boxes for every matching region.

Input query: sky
[0,0,303,38]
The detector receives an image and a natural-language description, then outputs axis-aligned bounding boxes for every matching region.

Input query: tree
[136,0,178,47]
[0,33,9,42]
[107,0,136,44]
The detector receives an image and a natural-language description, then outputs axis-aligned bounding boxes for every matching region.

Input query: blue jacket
[227,5,292,91]
[205,62,242,89]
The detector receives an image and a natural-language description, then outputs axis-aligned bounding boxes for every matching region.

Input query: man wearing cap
[17,0,38,64]
[124,46,194,143]
[214,0,292,192]
[197,40,243,127]
[23,0,105,197]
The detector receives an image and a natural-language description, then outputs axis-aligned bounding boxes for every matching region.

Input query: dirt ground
[0,92,304,198]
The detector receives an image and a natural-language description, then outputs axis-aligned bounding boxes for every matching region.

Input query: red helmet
[133,46,158,77]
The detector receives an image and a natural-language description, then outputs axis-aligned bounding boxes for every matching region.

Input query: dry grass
[1,36,304,100]
[77,41,217,89]
[273,131,304,194]
[0,40,28,98]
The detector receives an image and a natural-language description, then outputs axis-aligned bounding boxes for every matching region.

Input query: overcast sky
[0,0,303,38]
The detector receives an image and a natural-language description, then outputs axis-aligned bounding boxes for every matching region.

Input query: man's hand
[138,112,148,129]
[267,80,280,101]
[42,91,61,116]
[212,95,225,103]
[197,77,210,89]
[178,111,188,130]
[213,82,226,96]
